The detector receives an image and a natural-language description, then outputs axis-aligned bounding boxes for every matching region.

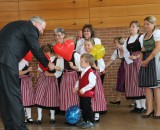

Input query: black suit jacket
[0,20,49,73]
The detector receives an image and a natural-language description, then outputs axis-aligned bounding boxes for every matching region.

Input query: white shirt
[76,38,101,55]
[111,49,123,61]
[146,30,160,41]
[38,56,64,78]
[72,52,81,71]
[75,66,96,94]
[19,59,29,70]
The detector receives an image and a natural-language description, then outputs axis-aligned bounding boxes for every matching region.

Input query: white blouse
[111,49,123,61]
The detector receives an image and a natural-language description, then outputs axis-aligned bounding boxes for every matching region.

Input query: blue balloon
[65,105,81,125]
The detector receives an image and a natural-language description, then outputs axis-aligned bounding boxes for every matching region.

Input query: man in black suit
[0,16,54,130]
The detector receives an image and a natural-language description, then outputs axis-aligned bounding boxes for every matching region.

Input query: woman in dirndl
[106,37,125,105]
[123,21,146,113]
[139,16,160,118]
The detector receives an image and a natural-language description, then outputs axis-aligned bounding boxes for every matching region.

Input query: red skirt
[20,75,35,106]
[34,72,60,107]
[124,51,145,99]
[91,71,107,112]
[60,71,79,111]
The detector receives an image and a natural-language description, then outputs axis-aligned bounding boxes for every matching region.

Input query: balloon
[91,44,105,60]
[53,40,74,61]
[23,51,33,62]
[65,105,81,125]
[38,53,50,71]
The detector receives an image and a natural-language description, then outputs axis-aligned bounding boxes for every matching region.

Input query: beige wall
[0,0,160,30]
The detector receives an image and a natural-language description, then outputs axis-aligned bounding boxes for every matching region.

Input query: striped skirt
[139,51,158,87]
[34,72,60,107]
[116,59,125,92]
[124,51,145,99]
[20,75,35,107]
[60,71,79,111]
[91,71,107,112]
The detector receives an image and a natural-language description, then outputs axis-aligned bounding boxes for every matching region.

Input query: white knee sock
[135,100,141,108]
[50,110,55,120]
[95,113,100,120]
[140,99,146,109]
[26,108,32,119]
[37,108,42,120]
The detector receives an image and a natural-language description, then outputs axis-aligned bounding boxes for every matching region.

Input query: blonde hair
[144,16,157,26]
[81,53,95,66]
[114,37,125,45]
[84,38,95,46]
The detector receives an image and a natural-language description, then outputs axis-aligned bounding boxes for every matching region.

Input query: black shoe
[27,118,35,124]
[36,120,42,125]
[130,107,140,113]
[109,101,121,106]
[142,111,154,118]
[50,119,55,124]
[94,118,100,123]
[138,108,147,113]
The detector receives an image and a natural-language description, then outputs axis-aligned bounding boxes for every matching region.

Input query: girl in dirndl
[139,16,160,118]
[19,57,35,124]
[124,21,146,113]
[34,44,64,124]
[106,37,125,105]
[59,50,81,112]
[123,21,146,113]
[84,38,107,122]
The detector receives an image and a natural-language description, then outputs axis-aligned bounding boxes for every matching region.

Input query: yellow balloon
[91,44,105,60]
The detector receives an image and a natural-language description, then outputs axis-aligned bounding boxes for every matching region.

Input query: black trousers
[0,64,28,130]
[80,97,94,123]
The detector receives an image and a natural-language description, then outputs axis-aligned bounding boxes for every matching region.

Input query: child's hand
[69,62,74,68]
[129,55,137,60]
[79,89,84,94]
[73,87,78,93]
[27,67,32,72]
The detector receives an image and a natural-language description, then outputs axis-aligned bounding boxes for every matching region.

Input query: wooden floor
[0,100,160,130]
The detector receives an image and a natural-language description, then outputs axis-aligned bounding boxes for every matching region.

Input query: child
[84,38,107,122]
[59,39,81,112]
[34,44,63,124]
[106,37,125,105]
[73,53,96,128]
[19,54,35,124]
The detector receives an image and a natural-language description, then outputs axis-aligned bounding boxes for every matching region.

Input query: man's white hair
[30,16,45,25]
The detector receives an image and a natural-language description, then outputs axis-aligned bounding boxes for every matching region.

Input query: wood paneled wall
[0,0,160,30]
